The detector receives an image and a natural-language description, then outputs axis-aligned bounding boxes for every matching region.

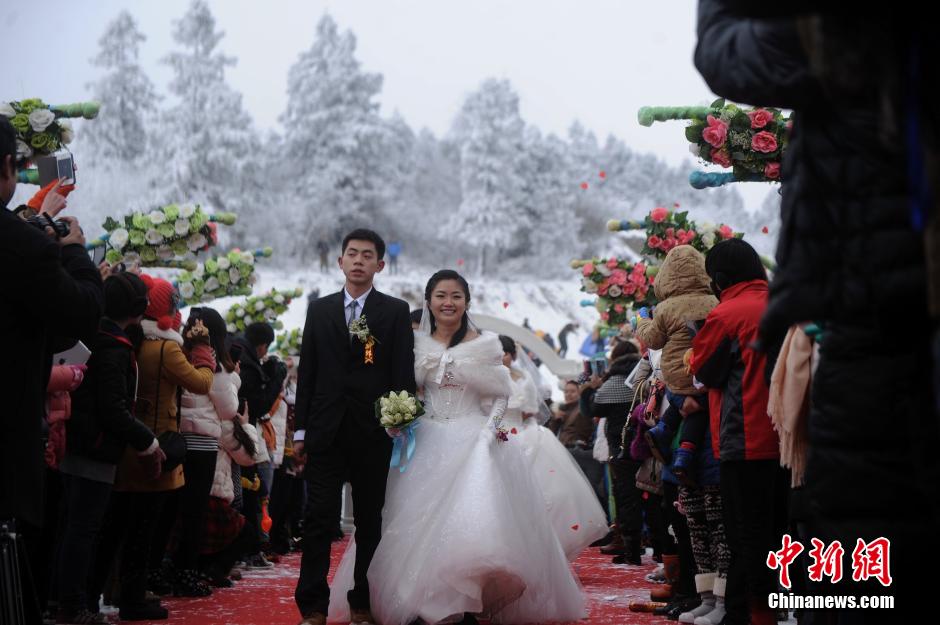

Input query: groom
[293,229,416,625]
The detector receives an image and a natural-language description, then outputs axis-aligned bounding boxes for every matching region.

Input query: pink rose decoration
[702,115,728,148]
[680,230,698,245]
[609,269,628,286]
[647,235,663,249]
[650,207,670,223]
[751,131,778,154]
[600,312,610,321]
[718,225,734,239]
[764,162,781,180]
[582,263,595,276]
[665,227,675,238]
[606,258,619,269]
[747,109,773,129]
[614,304,625,313]
[662,237,678,252]
[624,283,637,296]
[710,148,732,168]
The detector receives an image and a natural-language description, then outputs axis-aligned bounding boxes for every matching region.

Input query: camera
[36,152,76,187]
[26,213,70,239]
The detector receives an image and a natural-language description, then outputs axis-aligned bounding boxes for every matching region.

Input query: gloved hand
[27,179,75,215]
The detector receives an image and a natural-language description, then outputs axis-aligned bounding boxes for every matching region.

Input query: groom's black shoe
[459,614,479,625]
[298,613,326,625]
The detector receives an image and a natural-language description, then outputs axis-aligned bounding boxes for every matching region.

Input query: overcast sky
[1,0,771,209]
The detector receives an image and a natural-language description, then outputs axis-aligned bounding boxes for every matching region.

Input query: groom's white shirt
[294,286,373,443]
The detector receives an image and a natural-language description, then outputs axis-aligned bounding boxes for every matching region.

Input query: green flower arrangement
[93,203,237,268]
[225,287,304,333]
[1,99,99,161]
[273,328,303,359]
[176,248,272,305]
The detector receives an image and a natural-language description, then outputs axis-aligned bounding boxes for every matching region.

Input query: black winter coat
[0,207,103,525]
[67,319,156,465]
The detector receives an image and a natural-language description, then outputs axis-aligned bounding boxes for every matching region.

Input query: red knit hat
[140,274,181,331]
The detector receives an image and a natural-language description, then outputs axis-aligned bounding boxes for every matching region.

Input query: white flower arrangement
[224,287,303,333]
[375,391,425,429]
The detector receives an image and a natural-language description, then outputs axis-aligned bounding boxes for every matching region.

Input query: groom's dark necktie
[347,299,359,344]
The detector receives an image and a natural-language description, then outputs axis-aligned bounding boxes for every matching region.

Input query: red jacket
[691,280,779,461]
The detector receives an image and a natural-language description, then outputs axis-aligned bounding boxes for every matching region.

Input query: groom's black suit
[294,288,416,616]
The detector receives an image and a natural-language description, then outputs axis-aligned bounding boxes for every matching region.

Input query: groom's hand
[293,441,306,472]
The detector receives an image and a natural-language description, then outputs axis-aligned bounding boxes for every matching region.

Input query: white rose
[235,308,246,318]
[204,277,220,292]
[596,264,612,277]
[241,252,255,265]
[192,263,205,279]
[145,229,163,245]
[582,278,598,293]
[124,251,141,265]
[187,233,207,252]
[608,285,623,298]
[700,221,716,233]
[109,228,129,250]
[148,210,166,225]
[249,274,259,285]
[227,323,238,334]
[179,282,196,300]
[264,308,276,320]
[273,294,285,305]
[702,232,716,249]
[254,301,265,312]
[28,109,55,132]
[156,245,174,261]
[175,219,190,237]
[229,267,241,284]
[59,120,74,144]
[180,204,197,218]
[16,139,32,160]
[0,102,15,117]
[217,257,231,270]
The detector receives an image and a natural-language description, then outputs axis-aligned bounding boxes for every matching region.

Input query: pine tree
[160,0,261,215]
[450,78,527,274]
[84,10,158,163]
[279,15,396,258]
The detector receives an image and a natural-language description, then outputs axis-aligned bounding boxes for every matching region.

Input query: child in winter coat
[44,363,86,469]
[634,245,718,484]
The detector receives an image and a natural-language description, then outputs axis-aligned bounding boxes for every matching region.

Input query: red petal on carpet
[120,538,664,624]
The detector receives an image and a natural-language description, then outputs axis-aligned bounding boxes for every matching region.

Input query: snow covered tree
[450,78,527,274]
[279,14,398,258]
[160,0,261,216]
[84,10,158,163]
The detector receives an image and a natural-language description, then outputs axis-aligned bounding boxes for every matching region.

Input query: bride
[329,270,585,625]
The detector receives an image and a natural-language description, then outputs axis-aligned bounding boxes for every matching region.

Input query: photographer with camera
[0,116,103,622]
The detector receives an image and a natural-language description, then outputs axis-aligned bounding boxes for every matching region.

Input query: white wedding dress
[504,367,608,561]
[328,332,585,625]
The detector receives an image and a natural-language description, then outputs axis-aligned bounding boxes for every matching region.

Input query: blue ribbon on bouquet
[389,421,420,473]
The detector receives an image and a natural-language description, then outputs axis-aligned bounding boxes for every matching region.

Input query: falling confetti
[599,171,606,179]
[580,182,589,190]
[761,226,769,234]
[502,301,509,309]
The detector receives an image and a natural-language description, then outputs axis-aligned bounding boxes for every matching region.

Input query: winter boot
[645,420,675,465]
[671,445,698,488]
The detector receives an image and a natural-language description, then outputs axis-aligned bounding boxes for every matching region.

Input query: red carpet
[128,540,664,625]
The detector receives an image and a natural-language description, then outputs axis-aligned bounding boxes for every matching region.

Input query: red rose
[650,207,669,223]
[718,225,734,239]
[665,227,675,238]
[747,109,773,129]
[702,115,729,148]
[710,148,732,168]
[764,162,781,180]
[647,235,663,249]
[662,237,678,252]
[751,131,778,154]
